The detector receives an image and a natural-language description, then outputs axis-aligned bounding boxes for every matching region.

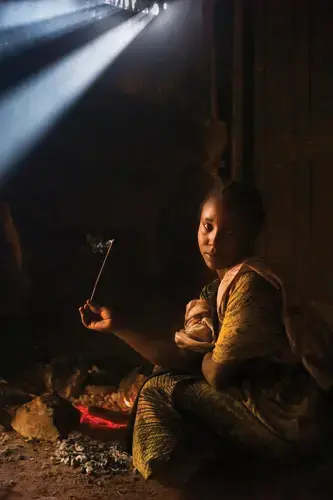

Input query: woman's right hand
[79,300,114,333]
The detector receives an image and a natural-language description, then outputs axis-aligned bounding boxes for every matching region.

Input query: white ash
[51,433,131,476]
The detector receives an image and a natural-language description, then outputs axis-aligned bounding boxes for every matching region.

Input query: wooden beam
[202,0,219,119]
[231,0,244,180]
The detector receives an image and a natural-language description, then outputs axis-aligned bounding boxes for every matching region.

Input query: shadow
[79,422,128,447]
[181,454,333,500]
[0,7,133,95]
[0,488,24,500]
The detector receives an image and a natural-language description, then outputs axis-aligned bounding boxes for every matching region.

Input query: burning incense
[90,239,114,302]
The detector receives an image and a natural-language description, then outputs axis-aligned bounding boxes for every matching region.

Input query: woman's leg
[132,375,181,479]
[174,379,290,455]
[132,376,289,486]
[132,375,215,486]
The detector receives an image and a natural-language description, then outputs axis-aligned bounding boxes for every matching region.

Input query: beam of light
[0,0,112,29]
[106,0,136,10]
[0,12,153,181]
[105,0,166,15]
[0,5,118,60]
[151,3,159,16]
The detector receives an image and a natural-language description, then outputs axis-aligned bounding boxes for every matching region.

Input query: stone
[44,357,88,400]
[11,393,80,442]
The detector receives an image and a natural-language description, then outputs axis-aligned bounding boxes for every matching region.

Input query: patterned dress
[130,270,332,484]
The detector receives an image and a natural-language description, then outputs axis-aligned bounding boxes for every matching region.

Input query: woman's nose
[208,230,218,246]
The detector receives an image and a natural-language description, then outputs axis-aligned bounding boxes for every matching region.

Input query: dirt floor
[0,431,177,500]
[2,425,333,500]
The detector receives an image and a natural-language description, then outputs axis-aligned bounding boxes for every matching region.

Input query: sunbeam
[0,11,153,181]
[0,5,119,59]
[0,0,112,29]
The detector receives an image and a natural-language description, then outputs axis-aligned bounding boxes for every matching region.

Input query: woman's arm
[202,271,285,390]
[80,301,200,369]
[112,326,186,368]
[202,352,238,389]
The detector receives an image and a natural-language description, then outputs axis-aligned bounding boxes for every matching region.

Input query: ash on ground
[51,433,132,476]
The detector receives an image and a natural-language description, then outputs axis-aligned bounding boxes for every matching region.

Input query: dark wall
[214,0,233,178]
[250,0,333,306]
[1,1,214,365]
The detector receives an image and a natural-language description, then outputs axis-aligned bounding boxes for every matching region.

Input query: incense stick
[90,239,114,302]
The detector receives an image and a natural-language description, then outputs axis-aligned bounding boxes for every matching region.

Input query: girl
[80,180,333,485]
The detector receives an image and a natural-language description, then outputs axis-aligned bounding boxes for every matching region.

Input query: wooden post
[231,0,244,180]
[202,0,218,119]
[209,0,219,119]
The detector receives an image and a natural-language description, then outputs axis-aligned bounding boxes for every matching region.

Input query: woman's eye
[203,223,211,231]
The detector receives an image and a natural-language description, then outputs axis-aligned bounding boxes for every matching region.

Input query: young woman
[80,180,333,485]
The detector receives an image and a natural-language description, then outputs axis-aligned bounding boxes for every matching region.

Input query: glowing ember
[76,405,127,430]
[123,396,132,408]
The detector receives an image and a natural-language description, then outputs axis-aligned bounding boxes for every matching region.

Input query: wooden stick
[90,239,115,302]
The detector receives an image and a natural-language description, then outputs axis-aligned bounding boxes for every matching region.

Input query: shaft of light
[0,0,111,29]
[0,6,118,59]
[103,1,164,15]
[0,12,152,181]
[151,3,159,16]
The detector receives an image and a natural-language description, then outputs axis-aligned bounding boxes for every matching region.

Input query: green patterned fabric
[199,279,219,302]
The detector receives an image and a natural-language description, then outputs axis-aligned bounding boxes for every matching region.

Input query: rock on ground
[11,393,80,441]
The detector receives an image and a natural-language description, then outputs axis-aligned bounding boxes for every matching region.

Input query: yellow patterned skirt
[130,373,289,484]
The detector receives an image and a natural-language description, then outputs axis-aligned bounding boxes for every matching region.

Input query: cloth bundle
[174,299,216,353]
[174,263,243,354]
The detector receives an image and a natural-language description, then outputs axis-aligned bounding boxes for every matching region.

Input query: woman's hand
[79,300,114,333]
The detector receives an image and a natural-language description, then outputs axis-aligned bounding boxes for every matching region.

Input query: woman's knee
[139,375,174,398]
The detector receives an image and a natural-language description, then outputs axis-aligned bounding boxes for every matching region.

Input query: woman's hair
[201,178,266,240]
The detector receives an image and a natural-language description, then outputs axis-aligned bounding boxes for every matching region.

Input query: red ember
[76,405,127,430]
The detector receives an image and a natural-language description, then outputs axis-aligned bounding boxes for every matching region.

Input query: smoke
[87,235,113,254]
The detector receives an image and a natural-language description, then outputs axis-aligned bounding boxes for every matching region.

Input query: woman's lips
[204,252,216,260]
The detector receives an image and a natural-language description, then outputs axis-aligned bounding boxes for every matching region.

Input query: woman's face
[198,196,246,272]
